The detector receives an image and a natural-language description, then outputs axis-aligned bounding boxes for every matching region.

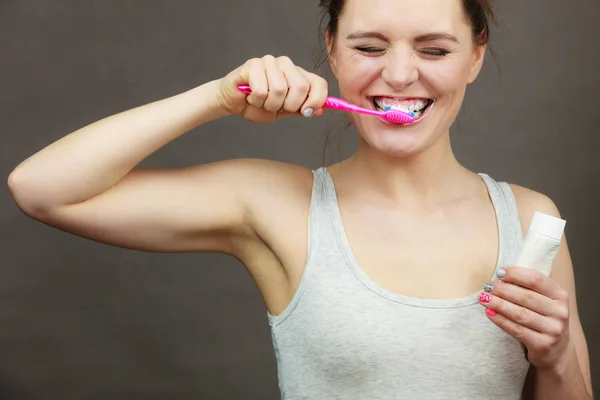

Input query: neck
[335,134,476,207]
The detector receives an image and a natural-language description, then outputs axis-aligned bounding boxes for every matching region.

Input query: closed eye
[420,48,451,57]
[354,46,385,54]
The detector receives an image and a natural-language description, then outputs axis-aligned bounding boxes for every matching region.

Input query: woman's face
[328,0,486,158]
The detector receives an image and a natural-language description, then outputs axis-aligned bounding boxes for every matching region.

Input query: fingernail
[497,269,506,278]
[486,308,497,317]
[303,108,314,117]
[479,292,492,303]
[483,283,494,293]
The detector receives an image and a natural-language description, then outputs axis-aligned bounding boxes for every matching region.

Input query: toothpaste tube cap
[528,212,566,241]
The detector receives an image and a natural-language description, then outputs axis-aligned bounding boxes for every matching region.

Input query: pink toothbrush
[237,84,414,125]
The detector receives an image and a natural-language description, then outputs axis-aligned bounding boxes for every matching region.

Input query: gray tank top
[267,167,531,400]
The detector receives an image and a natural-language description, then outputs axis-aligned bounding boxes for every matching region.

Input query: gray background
[1,1,598,399]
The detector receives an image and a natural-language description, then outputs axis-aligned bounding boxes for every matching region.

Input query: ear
[326,29,338,77]
[467,44,486,84]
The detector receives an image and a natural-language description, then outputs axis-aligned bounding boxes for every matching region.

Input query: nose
[381,51,419,91]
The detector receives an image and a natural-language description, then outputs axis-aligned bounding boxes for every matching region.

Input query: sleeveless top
[267,168,531,400]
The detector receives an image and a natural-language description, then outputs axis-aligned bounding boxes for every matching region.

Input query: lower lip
[375,101,435,126]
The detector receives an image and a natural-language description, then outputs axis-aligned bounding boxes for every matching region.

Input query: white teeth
[374,98,430,119]
[374,98,430,114]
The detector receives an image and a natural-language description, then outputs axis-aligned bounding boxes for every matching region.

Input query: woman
[7,0,593,398]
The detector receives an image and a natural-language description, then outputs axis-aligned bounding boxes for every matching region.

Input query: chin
[353,107,444,159]
[360,134,430,159]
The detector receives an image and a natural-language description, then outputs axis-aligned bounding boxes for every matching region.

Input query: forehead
[339,0,469,37]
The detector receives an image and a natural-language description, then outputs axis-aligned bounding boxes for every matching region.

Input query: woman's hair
[319,0,497,48]
[316,0,498,165]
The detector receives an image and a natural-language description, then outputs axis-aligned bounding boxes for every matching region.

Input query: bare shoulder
[213,158,314,222]
[218,158,313,197]
[210,157,315,261]
[508,183,562,234]
[231,157,315,252]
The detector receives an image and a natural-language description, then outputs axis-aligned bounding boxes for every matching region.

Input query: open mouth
[372,96,434,122]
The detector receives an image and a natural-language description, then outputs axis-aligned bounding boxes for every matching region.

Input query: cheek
[337,56,381,92]
[422,60,472,96]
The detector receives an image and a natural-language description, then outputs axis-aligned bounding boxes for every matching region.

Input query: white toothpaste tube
[515,212,566,277]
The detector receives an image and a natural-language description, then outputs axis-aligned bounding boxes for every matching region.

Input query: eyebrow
[346,31,460,44]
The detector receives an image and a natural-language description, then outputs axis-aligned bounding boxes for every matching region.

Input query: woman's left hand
[478,266,572,369]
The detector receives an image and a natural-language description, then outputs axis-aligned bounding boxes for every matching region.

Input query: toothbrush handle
[324,97,381,117]
[236,85,381,117]
[323,97,356,111]
[238,84,252,94]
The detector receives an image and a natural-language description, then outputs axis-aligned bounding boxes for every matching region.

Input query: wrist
[183,79,232,126]
[540,339,577,377]
[536,339,592,400]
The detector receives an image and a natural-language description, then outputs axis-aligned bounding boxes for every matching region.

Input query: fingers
[478,290,562,334]
[480,292,569,365]
[262,55,289,112]
[297,66,329,116]
[478,275,570,358]
[483,306,541,346]
[243,58,269,109]
[499,267,568,301]
[484,281,562,317]
[483,304,571,369]
[241,55,328,118]
[279,56,310,113]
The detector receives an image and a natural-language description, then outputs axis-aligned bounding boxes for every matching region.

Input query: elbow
[7,168,25,206]
[7,168,52,219]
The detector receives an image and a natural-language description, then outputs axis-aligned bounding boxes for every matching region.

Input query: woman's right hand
[216,55,328,123]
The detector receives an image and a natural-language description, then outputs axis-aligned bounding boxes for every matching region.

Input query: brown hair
[319,0,496,49]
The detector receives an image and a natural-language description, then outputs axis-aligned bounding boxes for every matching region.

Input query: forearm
[8,78,229,211]
[533,341,593,400]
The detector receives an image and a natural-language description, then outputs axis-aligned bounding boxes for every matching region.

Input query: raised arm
[8,56,328,256]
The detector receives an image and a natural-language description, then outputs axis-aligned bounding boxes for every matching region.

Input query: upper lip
[370,95,433,101]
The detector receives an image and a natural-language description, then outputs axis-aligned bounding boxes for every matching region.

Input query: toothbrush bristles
[385,110,415,124]
[383,106,415,121]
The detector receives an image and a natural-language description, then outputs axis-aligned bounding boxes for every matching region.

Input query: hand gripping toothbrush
[237,85,415,125]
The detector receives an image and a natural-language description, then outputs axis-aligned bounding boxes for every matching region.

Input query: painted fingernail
[497,269,506,278]
[483,283,494,293]
[303,108,314,117]
[479,292,492,303]
[486,308,497,317]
